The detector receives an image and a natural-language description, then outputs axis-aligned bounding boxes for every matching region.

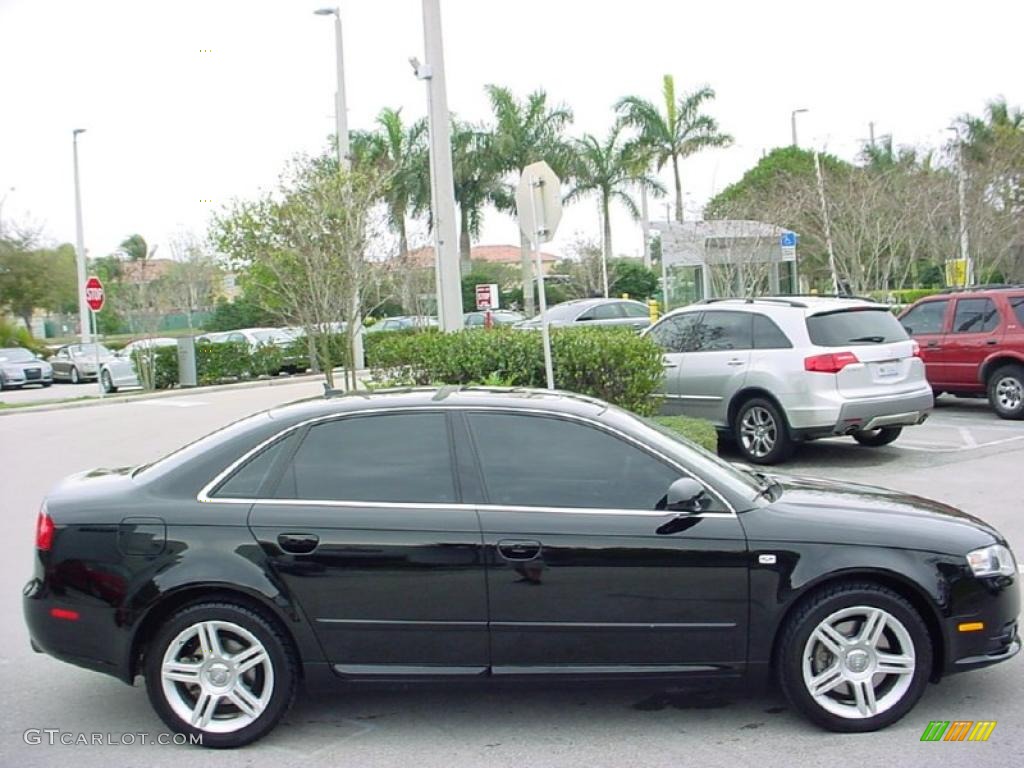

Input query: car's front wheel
[733,398,794,464]
[778,582,932,732]
[852,426,902,447]
[145,601,297,748]
[101,369,116,393]
[69,366,80,384]
[988,364,1024,420]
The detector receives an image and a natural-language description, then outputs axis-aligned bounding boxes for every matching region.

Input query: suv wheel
[988,364,1024,420]
[777,582,932,732]
[852,426,902,447]
[145,602,297,748]
[734,398,794,464]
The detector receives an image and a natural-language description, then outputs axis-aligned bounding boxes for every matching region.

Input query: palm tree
[485,85,574,314]
[352,108,427,258]
[957,97,1024,163]
[616,75,732,222]
[449,120,505,266]
[565,123,665,294]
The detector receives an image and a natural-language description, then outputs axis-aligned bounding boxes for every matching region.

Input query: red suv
[898,287,1024,419]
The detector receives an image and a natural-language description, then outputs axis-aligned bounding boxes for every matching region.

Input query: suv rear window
[806,308,909,347]
[1012,296,1024,325]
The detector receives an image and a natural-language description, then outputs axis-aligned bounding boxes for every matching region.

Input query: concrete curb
[0,369,367,417]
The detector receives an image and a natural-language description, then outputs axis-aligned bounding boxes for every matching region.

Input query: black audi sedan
[24,387,1019,748]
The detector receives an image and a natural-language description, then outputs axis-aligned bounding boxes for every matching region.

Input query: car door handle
[497,539,541,561]
[926,341,939,348]
[986,339,998,345]
[726,359,745,366]
[277,533,319,554]
[662,358,679,368]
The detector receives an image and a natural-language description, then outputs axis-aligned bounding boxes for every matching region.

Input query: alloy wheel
[740,405,777,458]
[802,605,915,720]
[995,375,1023,412]
[160,620,274,734]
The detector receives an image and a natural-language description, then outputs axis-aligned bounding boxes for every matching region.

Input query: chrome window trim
[196,405,737,517]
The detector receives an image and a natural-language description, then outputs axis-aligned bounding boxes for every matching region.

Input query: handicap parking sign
[780,231,797,247]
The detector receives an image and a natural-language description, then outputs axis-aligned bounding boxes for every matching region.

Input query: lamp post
[72,129,90,343]
[947,125,972,288]
[791,108,808,148]
[313,7,350,170]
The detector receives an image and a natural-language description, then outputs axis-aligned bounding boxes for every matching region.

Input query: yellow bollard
[648,298,660,324]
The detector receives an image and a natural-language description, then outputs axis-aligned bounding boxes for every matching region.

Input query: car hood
[743,473,1002,555]
[2,359,50,370]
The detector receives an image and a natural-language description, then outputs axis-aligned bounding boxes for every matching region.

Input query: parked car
[365,315,439,333]
[119,337,178,359]
[515,298,651,331]
[898,286,1024,419]
[463,309,525,328]
[0,346,53,389]
[24,388,1019,747]
[198,328,306,374]
[644,297,933,463]
[49,343,139,392]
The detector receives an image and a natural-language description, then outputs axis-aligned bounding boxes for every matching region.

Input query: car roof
[661,296,884,320]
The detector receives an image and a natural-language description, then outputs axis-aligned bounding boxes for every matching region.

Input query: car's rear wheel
[101,369,116,393]
[852,426,902,447]
[69,366,80,384]
[778,582,931,732]
[734,398,794,464]
[988,364,1024,420]
[145,602,297,749]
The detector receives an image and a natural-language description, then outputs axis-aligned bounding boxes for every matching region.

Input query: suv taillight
[912,340,922,358]
[36,506,54,551]
[804,351,859,374]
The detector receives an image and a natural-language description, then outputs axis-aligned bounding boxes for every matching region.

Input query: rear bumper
[789,388,933,439]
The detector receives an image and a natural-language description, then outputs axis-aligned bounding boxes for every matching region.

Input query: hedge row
[146,339,311,388]
[367,327,665,416]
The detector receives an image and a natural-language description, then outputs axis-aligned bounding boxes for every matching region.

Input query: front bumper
[943,572,1020,675]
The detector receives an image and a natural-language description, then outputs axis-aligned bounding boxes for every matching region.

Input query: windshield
[806,308,908,346]
[528,302,585,324]
[0,348,35,362]
[74,344,113,357]
[251,329,296,344]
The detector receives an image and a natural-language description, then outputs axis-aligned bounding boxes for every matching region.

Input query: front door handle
[497,539,541,561]
[726,359,745,366]
[926,341,939,348]
[278,532,319,554]
[986,339,998,345]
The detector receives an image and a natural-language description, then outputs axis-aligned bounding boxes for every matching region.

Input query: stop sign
[85,276,104,312]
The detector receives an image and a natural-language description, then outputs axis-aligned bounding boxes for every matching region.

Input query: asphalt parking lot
[1,383,1021,767]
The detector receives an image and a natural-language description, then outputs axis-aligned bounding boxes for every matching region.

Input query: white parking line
[899,434,1024,453]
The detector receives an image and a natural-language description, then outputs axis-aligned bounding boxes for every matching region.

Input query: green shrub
[651,415,719,453]
[0,319,46,355]
[368,327,665,415]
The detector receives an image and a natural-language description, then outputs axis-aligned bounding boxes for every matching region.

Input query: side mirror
[665,477,707,513]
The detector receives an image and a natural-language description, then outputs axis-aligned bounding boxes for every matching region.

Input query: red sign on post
[85,275,104,312]
[475,283,499,310]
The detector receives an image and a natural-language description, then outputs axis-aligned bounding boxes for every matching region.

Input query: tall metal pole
[332,12,350,169]
[813,150,840,295]
[528,173,555,390]
[420,0,463,332]
[640,185,651,268]
[72,129,90,344]
[954,135,972,287]
[791,108,808,148]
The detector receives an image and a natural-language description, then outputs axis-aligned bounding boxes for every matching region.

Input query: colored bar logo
[920,720,996,742]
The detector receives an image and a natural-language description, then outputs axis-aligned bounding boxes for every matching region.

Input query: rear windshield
[806,308,909,347]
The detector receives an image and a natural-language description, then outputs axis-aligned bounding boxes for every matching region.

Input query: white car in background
[50,343,140,393]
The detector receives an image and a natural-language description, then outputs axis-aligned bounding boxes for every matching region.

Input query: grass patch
[652,415,719,453]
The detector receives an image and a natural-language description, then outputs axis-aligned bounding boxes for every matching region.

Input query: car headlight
[966,544,1017,577]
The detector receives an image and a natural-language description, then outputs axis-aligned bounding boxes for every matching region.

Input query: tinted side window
[579,303,623,321]
[620,302,650,318]
[213,431,297,498]
[276,413,455,503]
[953,298,1000,333]
[900,300,948,335]
[467,413,679,510]
[1011,296,1024,325]
[752,314,792,349]
[465,314,484,327]
[695,311,752,351]
[648,313,702,353]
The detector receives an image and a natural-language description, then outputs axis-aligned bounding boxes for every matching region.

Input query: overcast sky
[1,0,1020,263]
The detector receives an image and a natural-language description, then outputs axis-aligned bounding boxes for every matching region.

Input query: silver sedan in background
[514,298,652,332]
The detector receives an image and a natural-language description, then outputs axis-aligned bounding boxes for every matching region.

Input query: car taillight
[804,351,859,374]
[36,506,54,551]
[911,340,922,358]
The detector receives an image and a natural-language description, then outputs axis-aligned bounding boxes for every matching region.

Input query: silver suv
[643,297,934,463]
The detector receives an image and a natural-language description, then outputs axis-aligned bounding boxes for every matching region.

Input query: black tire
[69,366,80,384]
[42,382,52,388]
[101,369,116,393]
[733,397,794,465]
[144,601,298,749]
[852,426,902,447]
[777,582,932,733]
[987,364,1024,420]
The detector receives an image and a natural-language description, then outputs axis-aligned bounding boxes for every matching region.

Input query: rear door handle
[926,341,939,348]
[497,539,541,561]
[986,339,998,345]
[278,532,320,554]
[726,359,745,366]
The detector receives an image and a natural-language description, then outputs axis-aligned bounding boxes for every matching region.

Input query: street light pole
[948,126,972,287]
[314,7,350,169]
[791,108,808,148]
[416,0,463,332]
[72,129,90,343]
[813,150,841,295]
